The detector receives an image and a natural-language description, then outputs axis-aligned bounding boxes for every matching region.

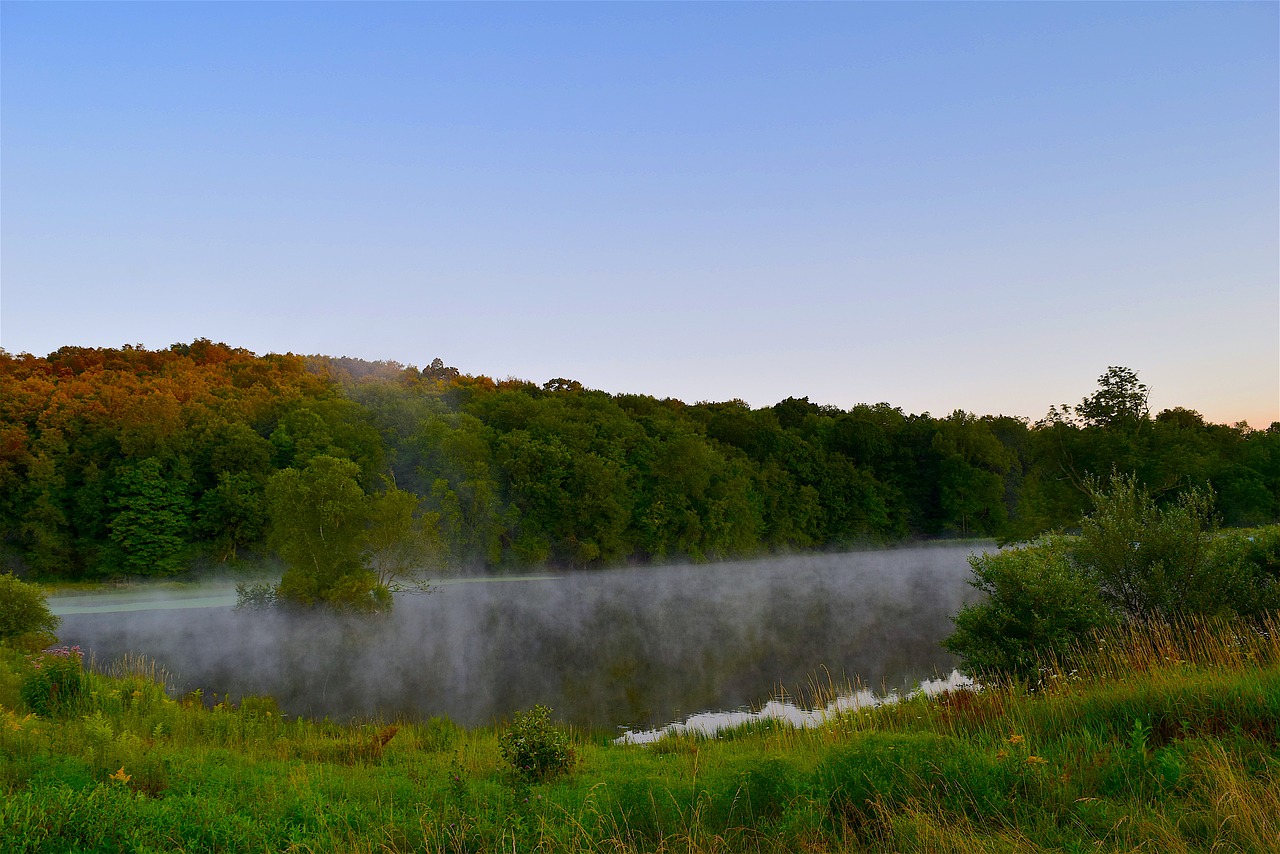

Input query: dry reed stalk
[868,800,1045,854]
[104,651,175,691]
[1189,742,1280,852]
[1043,613,1280,688]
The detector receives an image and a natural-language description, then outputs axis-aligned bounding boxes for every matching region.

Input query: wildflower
[995,750,1008,760]
[1007,734,1024,745]
[5,712,34,733]
[1026,755,1049,766]
[109,766,132,784]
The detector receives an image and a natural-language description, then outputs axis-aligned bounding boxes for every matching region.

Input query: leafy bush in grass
[944,538,1113,683]
[1206,526,1280,617]
[0,573,59,649]
[946,472,1280,682]
[1075,474,1219,619]
[498,704,575,781]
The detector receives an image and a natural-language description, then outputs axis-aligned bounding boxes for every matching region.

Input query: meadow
[3,614,1277,853]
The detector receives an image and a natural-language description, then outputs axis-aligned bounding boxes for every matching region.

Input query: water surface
[52,544,985,731]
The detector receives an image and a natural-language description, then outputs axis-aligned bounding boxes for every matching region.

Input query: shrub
[944,538,1113,683]
[0,573,60,646]
[1204,526,1280,617]
[498,705,575,781]
[1075,473,1218,618]
[20,646,86,717]
[945,479,1269,683]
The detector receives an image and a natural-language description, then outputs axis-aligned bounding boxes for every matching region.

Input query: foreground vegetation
[2,613,1277,852]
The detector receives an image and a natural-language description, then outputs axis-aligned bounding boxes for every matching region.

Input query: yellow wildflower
[1007,734,1025,745]
[5,712,34,732]
[1026,755,1049,766]
[109,766,131,784]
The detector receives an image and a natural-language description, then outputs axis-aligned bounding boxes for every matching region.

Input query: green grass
[2,615,1278,852]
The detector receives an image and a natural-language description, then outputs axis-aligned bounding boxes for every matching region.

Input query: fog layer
[52,544,985,730]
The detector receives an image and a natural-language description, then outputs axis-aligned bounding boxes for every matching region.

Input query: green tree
[108,458,192,576]
[755,459,823,548]
[17,451,75,577]
[1215,426,1280,527]
[933,411,1014,536]
[415,414,507,566]
[365,482,443,592]
[267,455,384,609]
[938,457,1006,537]
[497,429,573,563]
[195,471,265,562]
[270,407,338,469]
[1075,366,1149,430]
[566,452,634,563]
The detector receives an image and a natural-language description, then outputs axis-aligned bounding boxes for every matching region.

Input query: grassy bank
[2,616,1278,853]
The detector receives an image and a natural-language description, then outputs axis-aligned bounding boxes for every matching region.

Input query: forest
[1,340,1276,602]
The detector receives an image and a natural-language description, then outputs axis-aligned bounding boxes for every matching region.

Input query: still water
[51,543,986,734]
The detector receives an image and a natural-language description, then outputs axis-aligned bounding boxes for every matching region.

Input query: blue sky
[3,2,1276,426]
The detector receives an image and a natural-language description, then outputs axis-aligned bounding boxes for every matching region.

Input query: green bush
[945,480,1277,683]
[944,538,1113,683]
[0,573,60,645]
[1205,526,1280,617]
[1076,474,1218,618]
[20,645,86,717]
[498,705,575,781]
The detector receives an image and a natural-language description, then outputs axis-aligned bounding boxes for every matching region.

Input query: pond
[50,543,986,736]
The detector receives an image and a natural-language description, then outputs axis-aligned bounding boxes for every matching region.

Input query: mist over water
[52,544,986,731]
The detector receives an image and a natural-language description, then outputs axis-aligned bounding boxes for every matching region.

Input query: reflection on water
[53,544,986,731]
[617,670,974,744]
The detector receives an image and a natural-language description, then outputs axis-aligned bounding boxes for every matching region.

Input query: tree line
[1,341,1275,603]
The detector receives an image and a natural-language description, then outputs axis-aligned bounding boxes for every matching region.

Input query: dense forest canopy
[1,341,1276,588]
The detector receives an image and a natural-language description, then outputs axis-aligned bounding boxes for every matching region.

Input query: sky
[2,2,1277,427]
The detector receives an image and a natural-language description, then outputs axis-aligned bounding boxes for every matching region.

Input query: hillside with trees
[1,341,1276,606]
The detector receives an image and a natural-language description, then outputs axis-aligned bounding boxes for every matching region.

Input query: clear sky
[2,2,1277,427]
